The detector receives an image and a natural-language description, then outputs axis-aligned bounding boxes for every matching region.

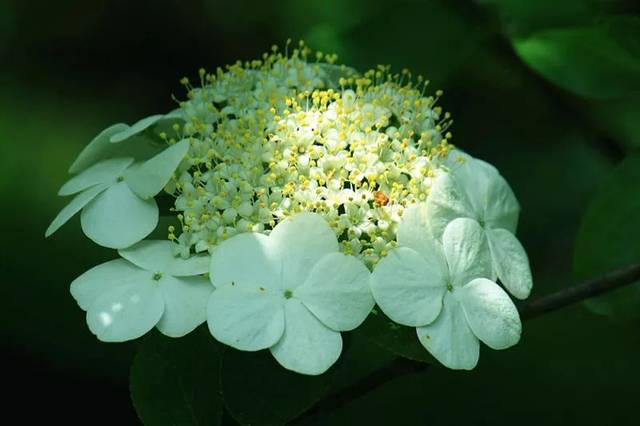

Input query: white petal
[156,275,213,337]
[486,228,532,299]
[442,218,492,287]
[416,293,479,370]
[45,184,109,237]
[445,154,495,215]
[124,140,189,199]
[119,240,209,276]
[69,123,129,173]
[459,278,522,350]
[59,157,133,196]
[109,114,164,143]
[484,171,519,232]
[448,154,519,232]
[269,213,339,289]
[70,259,147,310]
[370,247,447,327]
[296,253,373,331]
[426,170,475,238]
[428,153,520,236]
[209,232,280,289]
[86,278,165,342]
[270,298,342,375]
[206,282,284,351]
[397,203,445,262]
[81,181,158,249]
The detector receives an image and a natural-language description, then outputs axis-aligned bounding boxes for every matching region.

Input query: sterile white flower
[68,110,184,174]
[370,204,522,370]
[108,110,184,144]
[206,212,374,375]
[427,151,533,299]
[46,139,189,249]
[70,240,212,342]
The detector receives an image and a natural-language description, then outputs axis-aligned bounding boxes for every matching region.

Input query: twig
[291,262,640,424]
[518,263,640,320]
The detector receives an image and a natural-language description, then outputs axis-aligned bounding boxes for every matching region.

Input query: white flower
[427,151,533,299]
[206,213,374,375]
[70,240,212,342]
[68,111,184,174]
[46,139,189,248]
[109,110,184,143]
[370,204,522,370]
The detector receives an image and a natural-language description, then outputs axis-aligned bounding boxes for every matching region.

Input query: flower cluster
[171,41,453,266]
[47,44,532,374]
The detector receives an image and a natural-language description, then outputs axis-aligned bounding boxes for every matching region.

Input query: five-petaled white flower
[206,213,374,375]
[427,151,533,299]
[46,135,189,249]
[371,204,522,370]
[70,240,212,342]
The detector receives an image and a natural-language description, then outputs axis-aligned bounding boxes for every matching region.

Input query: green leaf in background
[222,348,332,425]
[513,19,640,99]
[130,327,224,426]
[573,154,640,319]
[586,97,640,148]
[359,309,435,364]
[482,0,612,35]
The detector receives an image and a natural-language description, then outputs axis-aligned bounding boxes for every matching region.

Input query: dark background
[3,0,640,424]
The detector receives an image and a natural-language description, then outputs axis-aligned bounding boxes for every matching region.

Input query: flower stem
[292,262,640,424]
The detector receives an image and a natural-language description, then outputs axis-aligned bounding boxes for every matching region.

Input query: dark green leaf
[513,20,640,99]
[329,330,396,391]
[586,96,640,148]
[221,348,332,425]
[573,154,640,318]
[358,309,434,364]
[483,0,611,35]
[130,327,224,426]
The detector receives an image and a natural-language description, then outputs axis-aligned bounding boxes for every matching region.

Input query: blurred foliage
[130,327,394,425]
[514,17,640,99]
[130,327,224,425]
[3,0,640,424]
[574,155,640,318]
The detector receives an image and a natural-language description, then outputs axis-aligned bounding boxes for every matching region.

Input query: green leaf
[130,327,224,426]
[586,97,640,148]
[221,331,394,425]
[513,20,640,99]
[483,0,611,35]
[358,309,434,364]
[573,154,640,319]
[222,348,331,425]
[329,330,396,392]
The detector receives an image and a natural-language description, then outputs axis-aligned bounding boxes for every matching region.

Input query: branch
[518,262,640,320]
[292,262,640,425]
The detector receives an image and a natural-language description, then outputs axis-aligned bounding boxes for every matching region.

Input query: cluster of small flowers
[46,43,532,375]
[171,40,453,266]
